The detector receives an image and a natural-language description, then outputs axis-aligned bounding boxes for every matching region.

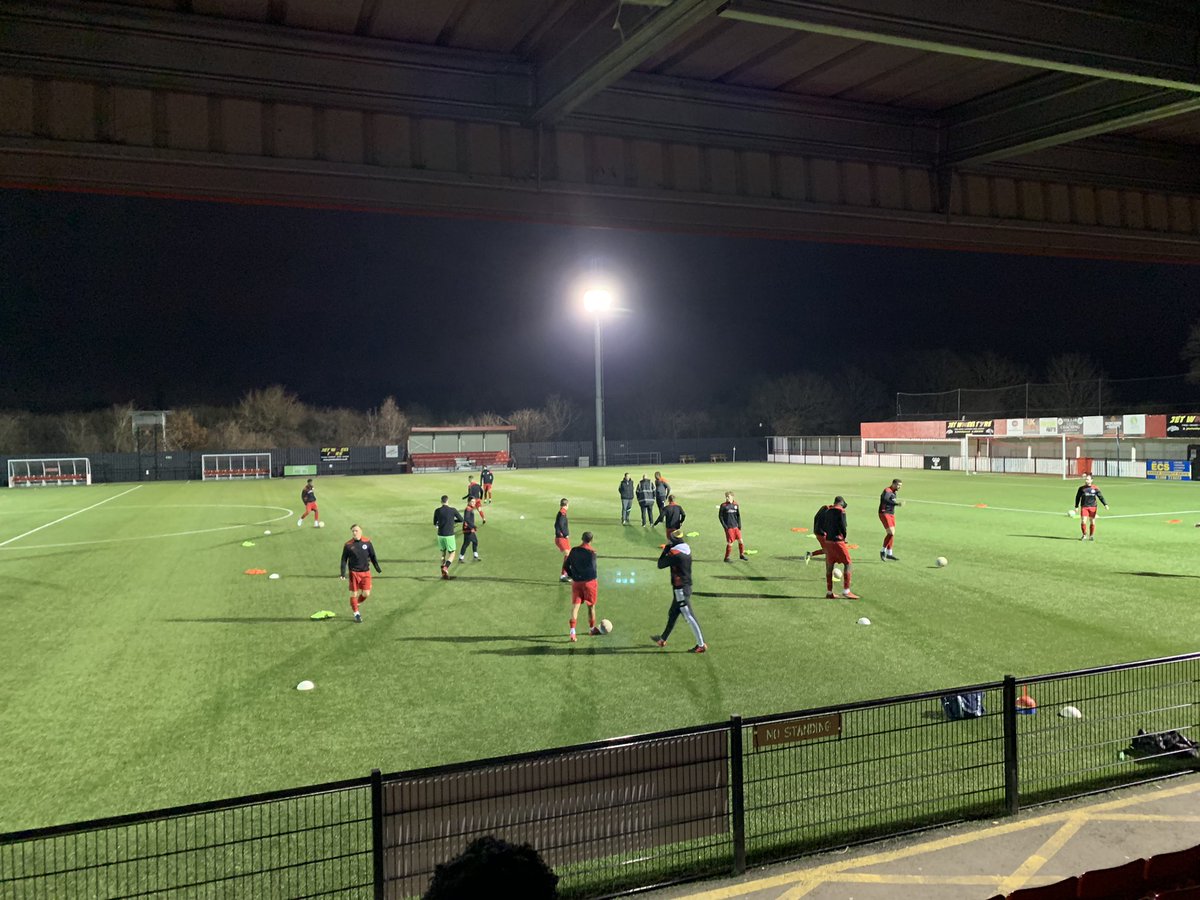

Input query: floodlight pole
[593,314,606,467]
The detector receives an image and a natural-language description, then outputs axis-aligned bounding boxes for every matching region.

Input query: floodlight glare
[583,289,612,313]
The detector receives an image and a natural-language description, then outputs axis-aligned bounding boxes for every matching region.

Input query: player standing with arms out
[340,524,381,623]
[618,473,635,525]
[480,465,494,503]
[815,496,859,599]
[564,531,601,642]
[434,495,464,579]
[459,500,481,562]
[879,478,903,561]
[655,493,686,532]
[1074,474,1110,540]
[464,476,487,524]
[652,530,707,653]
[719,491,747,562]
[637,474,656,526]
[555,498,571,582]
[653,471,671,525]
[298,478,321,527]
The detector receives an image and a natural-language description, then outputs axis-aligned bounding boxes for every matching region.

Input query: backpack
[1128,728,1200,759]
[941,692,986,720]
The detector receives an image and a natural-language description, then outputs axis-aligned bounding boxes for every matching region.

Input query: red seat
[1078,858,1147,898]
[1008,877,1079,900]
[1146,846,1200,892]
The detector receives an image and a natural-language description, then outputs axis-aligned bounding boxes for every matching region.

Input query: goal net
[7,457,92,487]
[201,453,272,480]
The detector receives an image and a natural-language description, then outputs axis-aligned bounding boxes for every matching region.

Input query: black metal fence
[3,654,1197,899]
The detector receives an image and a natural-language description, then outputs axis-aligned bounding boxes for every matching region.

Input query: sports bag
[941,692,986,720]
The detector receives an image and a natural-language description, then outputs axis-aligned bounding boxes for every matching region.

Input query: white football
[296,680,315,691]
[519,515,525,520]
[935,556,948,568]
[599,618,613,634]
[1059,705,1083,719]
[857,617,871,626]
[831,567,844,581]
[1068,510,1077,518]
[264,530,272,535]
[317,521,325,528]
[269,573,280,580]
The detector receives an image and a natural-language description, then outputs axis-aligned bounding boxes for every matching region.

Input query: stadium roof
[2,0,1197,260]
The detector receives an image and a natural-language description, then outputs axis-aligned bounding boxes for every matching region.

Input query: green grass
[2,463,1199,833]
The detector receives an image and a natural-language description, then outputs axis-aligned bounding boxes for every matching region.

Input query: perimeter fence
[3,653,1197,899]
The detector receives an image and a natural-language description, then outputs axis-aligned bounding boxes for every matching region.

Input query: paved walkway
[645,774,1200,900]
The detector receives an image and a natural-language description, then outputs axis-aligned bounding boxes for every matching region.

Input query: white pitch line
[1105,510,1200,519]
[903,498,1062,516]
[0,507,295,551]
[0,485,143,547]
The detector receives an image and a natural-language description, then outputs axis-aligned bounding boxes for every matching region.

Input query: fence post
[729,715,746,875]
[371,768,385,899]
[1002,676,1020,816]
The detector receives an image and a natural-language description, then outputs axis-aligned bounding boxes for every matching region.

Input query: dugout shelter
[407,425,514,474]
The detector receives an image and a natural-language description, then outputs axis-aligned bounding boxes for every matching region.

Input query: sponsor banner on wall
[1123,414,1146,435]
[1057,417,1085,436]
[385,445,399,459]
[321,447,350,462]
[924,455,950,471]
[1006,418,1025,436]
[1083,416,1103,436]
[1038,418,1059,435]
[1166,415,1200,436]
[945,419,994,437]
[1104,416,1123,435]
[1146,460,1191,481]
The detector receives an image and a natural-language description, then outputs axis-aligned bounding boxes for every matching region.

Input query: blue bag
[941,692,986,720]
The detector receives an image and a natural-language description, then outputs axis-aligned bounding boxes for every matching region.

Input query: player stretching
[459,501,481,562]
[1074,474,1110,541]
[815,496,859,599]
[879,478,903,561]
[298,478,320,527]
[565,532,600,642]
[653,530,706,652]
[434,495,463,579]
[719,491,747,561]
[340,524,381,623]
[480,466,494,503]
[555,498,571,582]
[463,477,487,523]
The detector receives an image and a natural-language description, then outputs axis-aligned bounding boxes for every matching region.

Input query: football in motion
[831,566,844,581]
[317,521,325,528]
[935,556,948,568]
[598,619,613,635]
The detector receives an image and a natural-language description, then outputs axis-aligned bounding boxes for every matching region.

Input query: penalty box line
[0,485,143,548]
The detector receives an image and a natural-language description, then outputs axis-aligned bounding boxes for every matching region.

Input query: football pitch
[2,462,1199,833]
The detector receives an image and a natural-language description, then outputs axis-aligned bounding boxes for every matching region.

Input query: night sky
[2,188,1198,416]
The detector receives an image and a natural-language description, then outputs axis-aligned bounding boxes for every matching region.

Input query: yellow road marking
[684,778,1200,899]
[995,815,1086,894]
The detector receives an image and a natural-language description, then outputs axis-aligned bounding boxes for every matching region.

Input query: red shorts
[824,541,851,565]
[470,498,483,510]
[555,537,571,553]
[305,502,318,512]
[1080,507,1098,518]
[571,580,598,607]
[879,512,896,529]
[483,484,492,494]
[724,527,742,542]
[348,571,372,593]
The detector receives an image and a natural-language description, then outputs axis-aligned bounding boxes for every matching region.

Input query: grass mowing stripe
[0,485,142,547]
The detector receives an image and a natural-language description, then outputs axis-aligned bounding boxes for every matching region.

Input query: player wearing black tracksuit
[654,495,686,531]
[636,476,656,526]
[652,533,706,652]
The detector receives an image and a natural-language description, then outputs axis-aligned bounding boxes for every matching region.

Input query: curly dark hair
[422,835,559,899]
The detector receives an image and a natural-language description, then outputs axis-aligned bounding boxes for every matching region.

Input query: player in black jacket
[554,499,571,581]
[1074,474,1110,540]
[463,477,487,523]
[636,475,656,526]
[814,496,858,600]
[298,478,321,528]
[480,466,494,503]
[653,472,670,522]
[719,491,747,562]
[654,494,686,531]
[652,530,706,653]
[618,473,635,525]
[434,495,464,579]
[459,503,481,562]
[340,524,381,622]
[564,532,600,642]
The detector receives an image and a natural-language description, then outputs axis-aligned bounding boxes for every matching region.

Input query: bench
[710,453,728,463]
[679,454,696,464]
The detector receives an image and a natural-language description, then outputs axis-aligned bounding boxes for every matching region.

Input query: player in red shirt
[718,491,747,561]
[554,499,571,581]
[1074,474,1110,540]
[339,524,382,622]
[564,532,600,642]
[814,497,859,599]
[298,478,320,528]
[878,478,903,561]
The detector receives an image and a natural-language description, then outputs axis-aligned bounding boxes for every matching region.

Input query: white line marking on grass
[0,485,143,547]
[904,499,1062,516]
[0,507,295,551]
[1105,510,1200,519]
